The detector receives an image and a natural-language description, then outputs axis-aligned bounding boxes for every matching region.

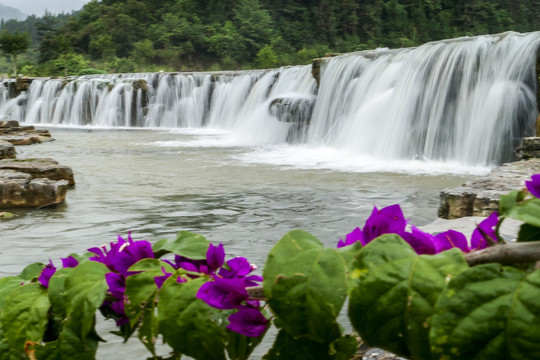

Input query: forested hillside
[1,0,539,76]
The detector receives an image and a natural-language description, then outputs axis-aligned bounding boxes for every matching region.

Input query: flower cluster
[193,244,268,337]
[37,256,79,288]
[337,204,498,254]
[88,233,155,324]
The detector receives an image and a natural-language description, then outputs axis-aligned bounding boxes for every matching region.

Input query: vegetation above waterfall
[0,0,539,75]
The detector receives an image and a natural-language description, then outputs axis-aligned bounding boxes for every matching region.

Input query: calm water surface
[0,128,477,358]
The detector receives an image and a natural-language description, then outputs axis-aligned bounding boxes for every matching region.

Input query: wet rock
[0,121,53,145]
[0,169,68,208]
[0,120,20,128]
[515,137,540,160]
[0,140,16,159]
[438,159,540,219]
[0,158,75,186]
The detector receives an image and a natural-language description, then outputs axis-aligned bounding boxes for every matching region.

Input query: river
[0,126,480,358]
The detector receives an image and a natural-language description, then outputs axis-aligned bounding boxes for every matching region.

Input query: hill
[0,3,26,21]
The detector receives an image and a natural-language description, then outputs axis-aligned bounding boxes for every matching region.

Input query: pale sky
[1,0,91,16]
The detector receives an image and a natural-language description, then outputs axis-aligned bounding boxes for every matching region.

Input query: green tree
[0,30,30,75]
[256,44,277,68]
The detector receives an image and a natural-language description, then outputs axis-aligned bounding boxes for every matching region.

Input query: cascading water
[0,31,538,167]
[309,31,540,166]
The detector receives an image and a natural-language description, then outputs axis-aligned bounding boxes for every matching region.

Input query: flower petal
[470,212,498,251]
[526,174,540,198]
[207,243,225,272]
[227,307,269,337]
[401,226,439,254]
[435,230,470,253]
[197,277,249,309]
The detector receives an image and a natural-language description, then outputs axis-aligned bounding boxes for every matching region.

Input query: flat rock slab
[0,169,68,208]
[0,120,53,145]
[0,140,15,159]
[438,159,540,219]
[0,158,75,186]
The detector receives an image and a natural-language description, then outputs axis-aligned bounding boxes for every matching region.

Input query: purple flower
[61,256,79,268]
[434,230,470,253]
[526,174,540,198]
[337,204,407,248]
[196,277,249,309]
[154,266,187,289]
[206,243,225,272]
[38,260,57,288]
[470,212,498,251]
[106,272,126,300]
[219,257,252,278]
[362,204,407,242]
[401,226,439,255]
[227,307,269,337]
[155,267,173,289]
[167,243,226,277]
[88,233,155,276]
[337,227,364,248]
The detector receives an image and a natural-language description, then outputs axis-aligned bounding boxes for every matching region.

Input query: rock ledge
[438,159,540,219]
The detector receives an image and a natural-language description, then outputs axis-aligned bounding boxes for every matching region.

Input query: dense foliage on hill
[1,0,539,75]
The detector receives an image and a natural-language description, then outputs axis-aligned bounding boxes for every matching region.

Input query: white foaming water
[236,145,492,175]
[0,31,538,172]
[308,32,539,166]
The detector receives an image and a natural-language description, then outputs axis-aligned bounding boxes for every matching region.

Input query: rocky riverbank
[438,141,540,219]
[0,121,74,209]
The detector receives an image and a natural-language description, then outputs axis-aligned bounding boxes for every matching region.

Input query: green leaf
[63,261,109,341]
[331,334,359,360]
[517,223,540,242]
[44,261,108,359]
[48,267,73,319]
[125,258,174,322]
[263,230,325,298]
[264,230,347,343]
[430,264,540,359]
[226,327,267,360]
[499,190,525,216]
[125,258,174,355]
[337,241,363,271]
[158,277,226,360]
[19,262,45,280]
[153,231,210,259]
[348,234,468,359]
[263,329,356,360]
[0,277,23,307]
[504,198,540,228]
[138,300,159,356]
[0,283,50,353]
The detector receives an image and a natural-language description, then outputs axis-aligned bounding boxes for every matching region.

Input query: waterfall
[0,31,538,166]
[309,31,540,165]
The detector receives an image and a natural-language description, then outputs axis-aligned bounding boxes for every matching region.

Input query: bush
[77,68,108,76]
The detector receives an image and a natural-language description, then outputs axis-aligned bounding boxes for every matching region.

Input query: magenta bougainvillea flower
[88,233,155,276]
[337,204,500,255]
[38,260,57,288]
[197,277,250,309]
[227,306,269,337]
[88,233,155,323]
[434,230,470,253]
[192,243,268,337]
[401,226,439,255]
[470,212,499,250]
[38,256,80,288]
[165,243,225,276]
[526,174,540,198]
